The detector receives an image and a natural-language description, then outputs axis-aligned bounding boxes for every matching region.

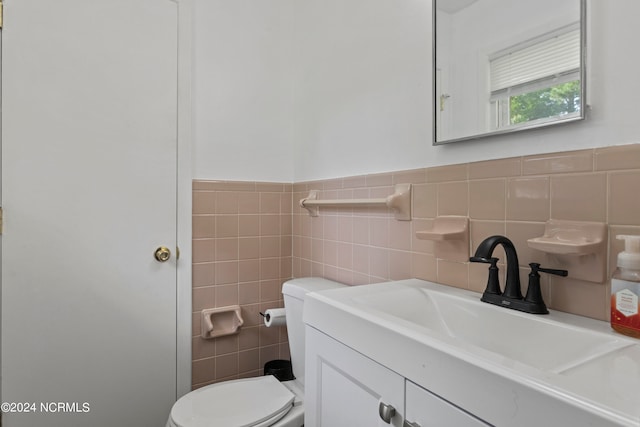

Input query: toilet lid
[170,375,295,427]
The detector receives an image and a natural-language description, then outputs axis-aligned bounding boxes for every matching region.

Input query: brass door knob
[154,246,171,262]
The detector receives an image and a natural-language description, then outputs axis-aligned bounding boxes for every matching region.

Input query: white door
[1,1,179,426]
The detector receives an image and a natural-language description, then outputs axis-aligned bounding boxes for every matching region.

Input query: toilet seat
[169,375,295,427]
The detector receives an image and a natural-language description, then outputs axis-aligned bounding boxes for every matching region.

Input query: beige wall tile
[608,171,640,225]
[193,191,216,214]
[551,173,606,221]
[192,239,215,263]
[194,181,255,192]
[238,192,259,214]
[437,260,468,289]
[469,179,506,220]
[393,168,427,185]
[370,218,389,247]
[256,182,286,192]
[323,240,338,267]
[323,216,338,241]
[595,144,640,171]
[216,284,239,307]
[238,326,259,351]
[337,242,354,269]
[238,260,260,283]
[369,248,389,279]
[548,277,608,320]
[260,215,281,236]
[193,216,215,239]
[260,280,281,303]
[468,157,521,179]
[192,286,215,312]
[335,216,354,243]
[412,183,437,219]
[412,253,437,282]
[216,192,239,214]
[216,335,239,356]
[216,216,239,238]
[260,258,280,280]
[389,219,412,251]
[191,336,216,360]
[437,181,468,216]
[239,215,260,237]
[215,261,238,285]
[366,172,393,187]
[389,250,412,280]
[260,193,281,214]
[215,354,238,380]
[343,176,367,188]
[192,263,215,288]
[427,163,468,183]
[238,281,260,305]
[239,237,260,260]
[506,177,550,221]
[523,150,593,175]
[238,349,260,374]
[260,236,280,258]
[192,358,215,385]
[216,238,238,261]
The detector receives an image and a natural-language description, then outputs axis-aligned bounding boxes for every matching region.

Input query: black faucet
[470,235,568,314]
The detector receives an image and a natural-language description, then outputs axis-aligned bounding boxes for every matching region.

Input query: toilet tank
[282,277,346,385]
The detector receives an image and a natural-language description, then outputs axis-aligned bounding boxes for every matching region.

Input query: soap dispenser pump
[611,235,640,339]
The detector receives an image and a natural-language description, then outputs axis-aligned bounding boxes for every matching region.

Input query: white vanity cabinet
[305,327,405,426]
[305,327,490,427]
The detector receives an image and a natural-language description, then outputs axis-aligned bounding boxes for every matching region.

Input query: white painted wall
[192,0,640,183]
[192,0,295,181]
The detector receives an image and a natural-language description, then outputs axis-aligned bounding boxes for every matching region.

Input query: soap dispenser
[611,235,640,338]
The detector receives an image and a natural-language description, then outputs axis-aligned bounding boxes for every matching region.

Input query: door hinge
[0,0,4,29]
[0,207,3,234]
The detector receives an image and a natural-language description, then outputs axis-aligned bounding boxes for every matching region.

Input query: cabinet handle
[378,401,396,424]
[403,421,422,427]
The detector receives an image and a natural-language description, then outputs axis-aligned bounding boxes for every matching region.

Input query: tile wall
[191,181,293,389]
[193,144,640,386]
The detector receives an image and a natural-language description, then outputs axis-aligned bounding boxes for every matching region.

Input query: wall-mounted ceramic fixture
[201,305,244,339]
[527,220,607,283]
[299,183,412,221]
[415,216,469,262]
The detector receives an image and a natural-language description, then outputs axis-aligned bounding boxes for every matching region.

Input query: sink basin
[304,278,640,426]
[326,280,632,373]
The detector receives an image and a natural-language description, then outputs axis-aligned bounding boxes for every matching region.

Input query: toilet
[166,277,346,427]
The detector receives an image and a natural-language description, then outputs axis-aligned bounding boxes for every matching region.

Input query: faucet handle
[529,263,568,277]
[524,263,568,314]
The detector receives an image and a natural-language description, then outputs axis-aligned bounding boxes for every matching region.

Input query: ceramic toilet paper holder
[201,305,244,339]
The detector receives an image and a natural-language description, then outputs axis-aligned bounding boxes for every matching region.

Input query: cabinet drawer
[404,380,490,427]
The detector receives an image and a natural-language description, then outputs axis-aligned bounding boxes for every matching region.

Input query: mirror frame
[433,0,587,145]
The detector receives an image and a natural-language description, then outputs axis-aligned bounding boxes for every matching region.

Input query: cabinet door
[306,327,405,427]
[404,381,490,427]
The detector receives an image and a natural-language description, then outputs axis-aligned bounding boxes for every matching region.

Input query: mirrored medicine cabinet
[433,0,586,145]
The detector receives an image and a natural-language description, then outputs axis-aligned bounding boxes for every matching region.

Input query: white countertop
[304,279,640,427]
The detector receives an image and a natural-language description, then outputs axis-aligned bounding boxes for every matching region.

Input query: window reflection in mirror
[434,0,585,144]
